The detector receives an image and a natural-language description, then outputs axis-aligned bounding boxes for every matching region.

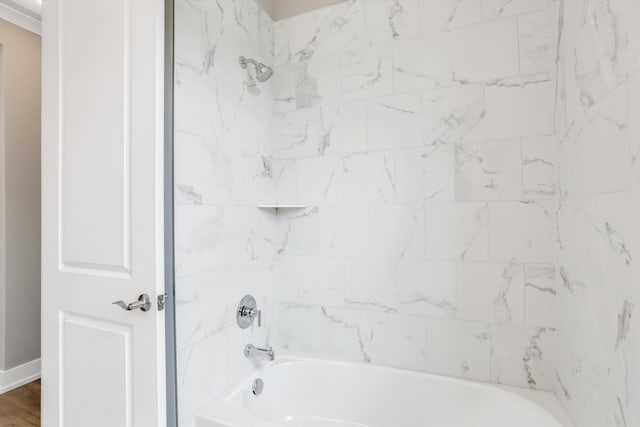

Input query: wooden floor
[0,380,40,427]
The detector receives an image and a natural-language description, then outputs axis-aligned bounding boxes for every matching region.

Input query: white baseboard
[0,358,41,394]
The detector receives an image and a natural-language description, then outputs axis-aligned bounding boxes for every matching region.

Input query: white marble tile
[274,205,356,256]
[489,201,556,262]
[559,0,609,122]
[426,319,491,381]
[492,323,556,391]
[524,264,556,328]
[174,0,219,74]
[367,93,423,151]
[177,331,229,424]
[396,261,457,318]
[271,101,369,156]
[175,132,221,205]
[624,301,640,426]
[298,256,345,307]
[276,207,324,256]
[278,206,369,258]
[425,202,490,261]
[418,0,483,33]
[175,2,278,422]
[271,255,300,303]
[345,259,400,312]
[581,0,640,89]
[369,204,426,259]
[423,85,486,146]
[176,270,235,351]
[257,2,275,54]
[395,145,456,203]
[322,206,371,258]
[273,159,298,204]
[173,65,229,142]
[219,149,275,206]
[455,139,523,201]
[210,89,271,155]
[555,196,605,293]
[628,74,640,186]
[321,307,372,362]
[274,0,367,67]
[558,82,631,197]
[296,156,344,205]
[275,55,341,112]
[175,0,274,92]
[219,207,281,264]
[321,102,368,155]
[518,10,551,75]
[274,8,316,67]
[342,152,396,204]
[342,44,394,101]
[555,283,637,427]
[365,0,421,44]
[218,0,263,49]
[273,107,325,158]
[174,205,226,277]
[370,312,428,371]
[393,33,453,93]
[174,0,572,417]
[457,262,525,324]
[482,0,548,21]
[421,145,457,202]
[485,74,553,139]
[522,136,557,199]
[279,303,323,353]
[591,191,640,304]
[451,18,520,82]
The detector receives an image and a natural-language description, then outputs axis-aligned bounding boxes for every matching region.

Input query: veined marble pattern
[272,0,558,394]
[553,0,640,426]
[174,1,279,426]
[423,85,486,146]
[176,0,567,424]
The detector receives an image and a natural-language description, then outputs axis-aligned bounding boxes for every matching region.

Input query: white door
[41,0,167,426]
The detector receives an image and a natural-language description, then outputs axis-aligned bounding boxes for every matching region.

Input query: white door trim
[0,358,40,394]
[0,2,41,35]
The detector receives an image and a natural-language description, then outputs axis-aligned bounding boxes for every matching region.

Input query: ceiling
[0,0,41,20]
[259,0,347,21]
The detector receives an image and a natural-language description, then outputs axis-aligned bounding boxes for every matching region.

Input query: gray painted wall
[0,18,41,371]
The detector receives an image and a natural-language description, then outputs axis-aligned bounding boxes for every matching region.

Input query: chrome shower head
[255,63,273,82]
[239,56,273,83]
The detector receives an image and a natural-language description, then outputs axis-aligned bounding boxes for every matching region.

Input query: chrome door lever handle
[113,294,152,312]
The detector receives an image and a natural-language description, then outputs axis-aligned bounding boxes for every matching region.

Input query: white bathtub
[196,356,573,427]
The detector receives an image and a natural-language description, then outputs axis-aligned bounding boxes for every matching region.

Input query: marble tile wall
[175,2,640,426]
[272,0,558,392]
[173,1,278,426]
[552,0,640,425]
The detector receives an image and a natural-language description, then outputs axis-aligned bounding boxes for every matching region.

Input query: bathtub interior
[195,357,574,427]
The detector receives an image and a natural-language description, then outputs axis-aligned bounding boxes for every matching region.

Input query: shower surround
[174,0,640,426]
[174,1,277,425]
[553,0,640,426]
[272,0,556,389]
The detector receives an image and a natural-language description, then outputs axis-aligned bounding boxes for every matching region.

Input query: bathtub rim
[201,353,575,427]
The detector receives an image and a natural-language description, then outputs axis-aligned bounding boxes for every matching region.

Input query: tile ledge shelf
[257,205,307,210]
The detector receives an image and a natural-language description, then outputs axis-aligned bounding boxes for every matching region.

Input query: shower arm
[239,56,258,69]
